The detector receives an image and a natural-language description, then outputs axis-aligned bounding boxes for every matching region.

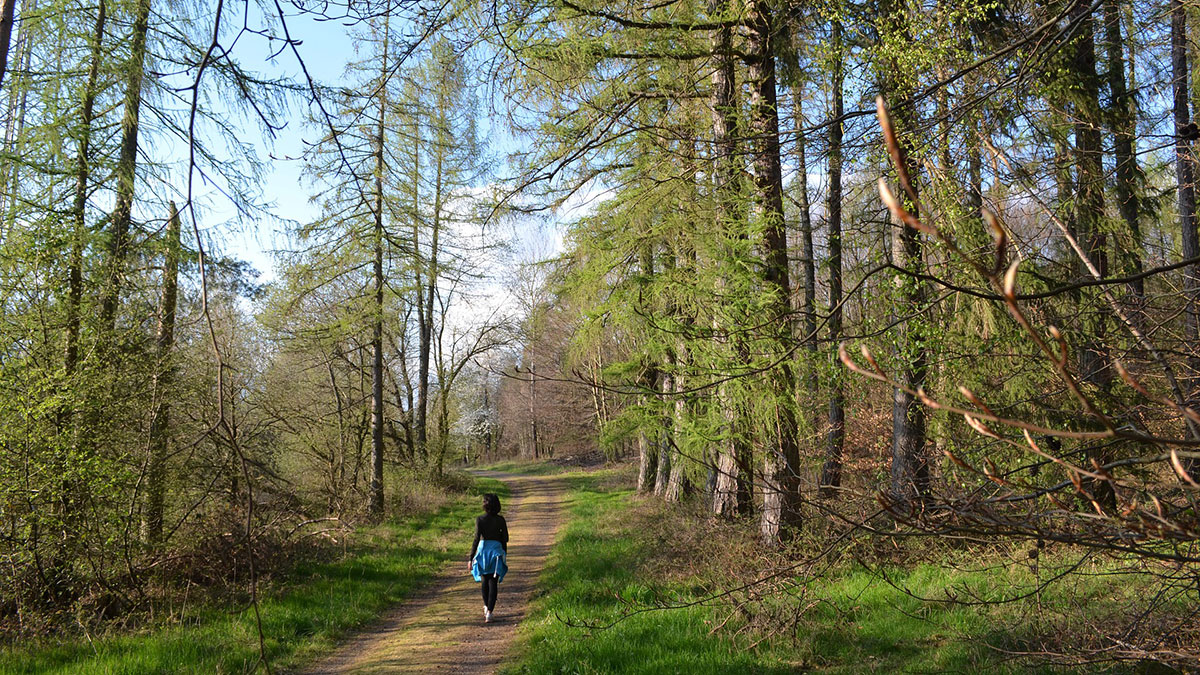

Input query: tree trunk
[1174,0,1200,413]
[100,0,152,331]
[795,90,816,361]
[1074,2,1110,393]
[663,244,689,503]
[792,84,818,501]
[65,0,106,384]
[419,87,446,467]
[411,113,431,460]
[527,362,539,458]
[819,20,846,497]
[709,0,751,518]
[664,364,690,502]
[369,21,390,519]
[654,369,672,496]
[1104,0,1143,317]
[882,9,930,506]
[747,0,801,543]
[144,202,181,544]
[637,417,658,493]
[1073,1,1119,505]
[636,360,659,493]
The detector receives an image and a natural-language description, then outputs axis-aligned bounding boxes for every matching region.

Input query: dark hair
[482,493,501,515]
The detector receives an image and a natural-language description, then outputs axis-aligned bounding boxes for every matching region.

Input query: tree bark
[100,0,152,331]
[636,355,659,492]
[1104,0,1143,315]
[144,202,181,544]
[882,7,930,507]
[794,90,816,362]
[411,111,431,460]
[369,20,390,518]
[1172,0,1200,477]
[746,0,801,543]
[1073,1,1119,504]
[65,0,106,384]
[419,90,446,466]
[654,368,673,496]
[709,0,750,517]
[527,362,539,458]
[1074,2,1110,392]
[664,361,690,502]
[819,20,846,497]
[1174,0,1199,391]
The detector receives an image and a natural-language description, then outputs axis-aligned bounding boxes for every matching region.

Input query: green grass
[0,477,508,675]
[501,472,797,674]
[473,459,568,475]
[503,471,1168,674]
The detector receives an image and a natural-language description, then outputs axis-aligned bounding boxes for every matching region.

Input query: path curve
[298,470,565,674]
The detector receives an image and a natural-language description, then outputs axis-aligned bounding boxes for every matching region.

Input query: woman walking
[468,493,508,622]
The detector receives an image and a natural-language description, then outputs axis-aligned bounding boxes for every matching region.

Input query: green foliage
[0,475,508,673]
[507,470,1174,674]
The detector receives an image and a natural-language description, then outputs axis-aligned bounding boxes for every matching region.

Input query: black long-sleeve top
[470,513,508,559]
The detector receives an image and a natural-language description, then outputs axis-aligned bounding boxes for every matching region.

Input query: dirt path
[298,471,566,674]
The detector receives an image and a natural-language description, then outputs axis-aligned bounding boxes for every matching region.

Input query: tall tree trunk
[792,86,818,499]
[369,21,390,518]
[410,112,430,460]
[328,357,348,512]
[100,0,152,331]
[65,0,106,385]
[794,90,816,364]
[527,362,539,458]
[882,7,930,506]
[419,88,445,467]
[144,202,180,544]
[1104,0,1143,314]
[1172,0,1200,477]
[395,307,416,460]
[747,0,801,542]
[1073,1,1119,504]
[1074,3,1110,391]
[1174,0,1200,395]
[819,20,846,497]
[709,0,750,517]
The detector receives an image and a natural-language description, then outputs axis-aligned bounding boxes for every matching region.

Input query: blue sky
[200,3,557,290]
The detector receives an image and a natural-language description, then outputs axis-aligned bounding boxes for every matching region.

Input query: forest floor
[297,470,567,674]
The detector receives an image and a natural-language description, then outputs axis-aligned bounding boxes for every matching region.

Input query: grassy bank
[503,468,1171,674]
[0,475,507,674]
[501,469,797,674]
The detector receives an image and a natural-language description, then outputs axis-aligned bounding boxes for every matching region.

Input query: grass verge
[473,459,569,476]
[501,470,797,674]
[0,476,508,675]
[502,469,1168,674]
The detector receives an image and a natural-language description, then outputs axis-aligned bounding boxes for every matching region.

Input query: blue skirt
[471,540,508,583]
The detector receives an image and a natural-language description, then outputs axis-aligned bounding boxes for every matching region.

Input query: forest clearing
[1,0,1200,671]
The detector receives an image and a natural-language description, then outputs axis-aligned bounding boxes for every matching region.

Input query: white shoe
[484,608,492,623]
